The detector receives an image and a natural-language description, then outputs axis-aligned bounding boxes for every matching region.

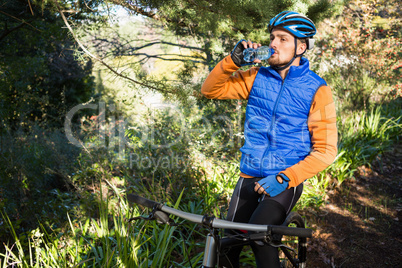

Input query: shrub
[312,0,401,112]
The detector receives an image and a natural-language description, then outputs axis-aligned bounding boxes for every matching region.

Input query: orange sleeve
[201,55,259,100]
[281,85,338,188]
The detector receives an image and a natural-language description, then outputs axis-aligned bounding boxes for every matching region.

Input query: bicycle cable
[209,226,222,267]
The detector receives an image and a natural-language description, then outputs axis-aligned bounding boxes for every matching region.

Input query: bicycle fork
[202,233,218,268]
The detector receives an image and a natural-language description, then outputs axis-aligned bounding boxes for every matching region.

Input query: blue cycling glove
[256,174,290,197]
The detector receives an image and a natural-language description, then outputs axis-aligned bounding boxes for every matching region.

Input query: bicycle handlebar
[127,193,162,209]
[127,194,312,238]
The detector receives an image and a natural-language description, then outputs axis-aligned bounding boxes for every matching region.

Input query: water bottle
[243,46,275,62]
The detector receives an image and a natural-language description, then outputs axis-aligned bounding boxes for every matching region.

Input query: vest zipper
[259,76,288,177]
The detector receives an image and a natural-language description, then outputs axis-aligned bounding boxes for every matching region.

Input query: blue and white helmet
[268,11,316,49]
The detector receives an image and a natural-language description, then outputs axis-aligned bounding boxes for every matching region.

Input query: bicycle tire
[279,212,307,268]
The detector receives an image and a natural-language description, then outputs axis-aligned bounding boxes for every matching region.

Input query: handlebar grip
[127,194,161,209]
[271,226,313,238]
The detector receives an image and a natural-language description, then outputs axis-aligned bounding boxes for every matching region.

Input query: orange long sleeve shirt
[201,55,338,188]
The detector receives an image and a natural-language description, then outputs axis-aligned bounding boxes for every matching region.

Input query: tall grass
[0,156,244,267]
[334,106,401,183]
[0,188,204,267]
[1,97,400,267]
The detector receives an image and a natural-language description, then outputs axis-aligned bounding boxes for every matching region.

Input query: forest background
[0,0,401,267]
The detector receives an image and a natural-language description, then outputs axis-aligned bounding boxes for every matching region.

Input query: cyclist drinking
[201,11,338,268]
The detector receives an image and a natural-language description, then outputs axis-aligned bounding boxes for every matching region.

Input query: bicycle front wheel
[279,212,308,268]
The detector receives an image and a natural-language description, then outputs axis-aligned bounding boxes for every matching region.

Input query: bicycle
[127,194,312,268]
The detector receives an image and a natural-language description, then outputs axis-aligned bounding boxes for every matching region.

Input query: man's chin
[268,59,282,67]
[268,60,288,68]
[269,63,285,68]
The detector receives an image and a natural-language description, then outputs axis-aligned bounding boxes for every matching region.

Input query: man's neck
[278,68,290,80]
[277,57,301,80]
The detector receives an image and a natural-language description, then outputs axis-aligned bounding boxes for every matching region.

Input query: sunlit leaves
[312,0,401,111]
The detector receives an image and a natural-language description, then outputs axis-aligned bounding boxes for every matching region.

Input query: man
[201,11,338,267]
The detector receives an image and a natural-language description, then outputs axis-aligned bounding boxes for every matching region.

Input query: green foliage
[312,0,401,112]
[306,0,344,22]
[0,0,99,245]
[1,99,401,266]
[336,104,401,171]
[186,99,245,158]
[1,0,401,266]
[0,183,207,267]
[143,0,335,67]
[117,0,334,39]
[0,1,96,130]
[295,173,330,210]
[79,0,338,104]
[0,127,79,221]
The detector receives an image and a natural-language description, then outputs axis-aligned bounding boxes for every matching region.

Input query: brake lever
[128,206,178,226]
[128,214,153,222]
[250,233,297,253]
[268,240,297,253]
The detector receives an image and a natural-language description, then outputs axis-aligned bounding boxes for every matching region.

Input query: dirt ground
[303,145,402,267]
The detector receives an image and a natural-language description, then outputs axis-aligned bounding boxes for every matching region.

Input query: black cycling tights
[219,176,303,268]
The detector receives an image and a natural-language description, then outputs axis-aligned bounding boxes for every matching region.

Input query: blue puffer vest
[240,58,326,177]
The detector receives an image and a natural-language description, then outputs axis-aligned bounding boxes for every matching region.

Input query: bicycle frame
[203,233,218,267]
[127,194,312,268]
[202,226,307,267]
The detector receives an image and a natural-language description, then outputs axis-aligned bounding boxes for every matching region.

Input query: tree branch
[27,0,34,15]
[125,53,205,63]
[53,0,175,94]
[0,21,29,42]
[107,0,192,28]
[92,38,205,52]
[107,0,246,34]
[0,10,40,32]
[107,0,161,20]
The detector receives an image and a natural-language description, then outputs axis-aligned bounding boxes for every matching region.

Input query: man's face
[268,28,296,67]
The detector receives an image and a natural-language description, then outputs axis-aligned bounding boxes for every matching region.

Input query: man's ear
[297,42,307,55]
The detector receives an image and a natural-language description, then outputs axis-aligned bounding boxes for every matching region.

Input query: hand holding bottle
[231,39,263,67]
